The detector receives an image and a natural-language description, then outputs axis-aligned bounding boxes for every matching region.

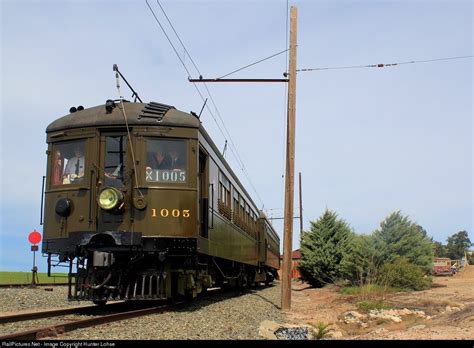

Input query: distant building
[278,249,301,280]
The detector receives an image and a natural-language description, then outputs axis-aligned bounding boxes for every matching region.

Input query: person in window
[52,150,64,185]
[105,163,123,179]
[147,147,171,170]
[63,146,85,183]
[168,146,185,170]
[104,163,124,187]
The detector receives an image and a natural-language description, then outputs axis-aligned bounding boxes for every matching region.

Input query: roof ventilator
[138,102,175,122]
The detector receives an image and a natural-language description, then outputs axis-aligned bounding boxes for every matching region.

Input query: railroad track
[0,287,226,340]
[0,302,126,324]
[0,283,68,288]
[0,301,181,340]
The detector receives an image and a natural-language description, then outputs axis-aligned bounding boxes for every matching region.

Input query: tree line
[298,210,472,291]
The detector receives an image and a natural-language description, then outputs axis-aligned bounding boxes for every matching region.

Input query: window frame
[143,137,189,186]
[49,139,88,188]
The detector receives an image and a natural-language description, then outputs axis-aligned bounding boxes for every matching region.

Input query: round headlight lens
[98,187,124,210]
[55,198,72,217]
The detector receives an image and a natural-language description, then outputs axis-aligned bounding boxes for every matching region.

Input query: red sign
[28,230,42,245]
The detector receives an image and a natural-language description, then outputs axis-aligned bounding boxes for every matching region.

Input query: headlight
[98,187,124,211]
[55,198,72,217]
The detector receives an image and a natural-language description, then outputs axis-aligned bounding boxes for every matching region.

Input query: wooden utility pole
[281,6,297,311]
[188,5,298,312]
[299,172,303,237]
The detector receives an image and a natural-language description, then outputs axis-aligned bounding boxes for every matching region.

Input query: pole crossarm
[189,78,288,83]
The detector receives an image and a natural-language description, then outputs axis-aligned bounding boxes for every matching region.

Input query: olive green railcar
[42,100,279,304]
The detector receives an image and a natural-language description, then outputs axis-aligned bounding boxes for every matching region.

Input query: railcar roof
[46,101,200,133]
[47,100,277,237]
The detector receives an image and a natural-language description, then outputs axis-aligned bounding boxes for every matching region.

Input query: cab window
[145,138,187,183]
[51,140,86,186]
[103,135,127,187]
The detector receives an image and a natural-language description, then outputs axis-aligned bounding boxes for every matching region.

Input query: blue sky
[1,0,472,272]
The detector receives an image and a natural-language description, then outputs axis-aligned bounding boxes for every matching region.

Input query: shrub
[376,258,432,291]
[343,234,382,286]
[311,322,330,339]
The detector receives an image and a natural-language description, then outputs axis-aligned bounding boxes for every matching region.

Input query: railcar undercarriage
[48,241,275,305]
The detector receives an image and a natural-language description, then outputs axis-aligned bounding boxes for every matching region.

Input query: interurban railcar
[42,99,280,304]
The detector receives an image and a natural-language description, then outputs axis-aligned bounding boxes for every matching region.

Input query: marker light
[98,187,124,211]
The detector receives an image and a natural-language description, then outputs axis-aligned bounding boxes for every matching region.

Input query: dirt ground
[284,265,474,340]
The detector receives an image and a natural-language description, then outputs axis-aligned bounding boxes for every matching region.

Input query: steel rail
[0,302,183,340]
[0,302,126,324]
[0,283,68,288]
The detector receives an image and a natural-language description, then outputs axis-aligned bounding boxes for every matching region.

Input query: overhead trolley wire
[154,0,257,201]
[155,0,283,196]
[145,0,192,77]
[155,0,201,78]
[146,0,266,207]
[154,0,247,171]
[297,55,474,72]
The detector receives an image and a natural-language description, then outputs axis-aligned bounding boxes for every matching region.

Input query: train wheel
[265,272,274,286]
[93,299,107,306]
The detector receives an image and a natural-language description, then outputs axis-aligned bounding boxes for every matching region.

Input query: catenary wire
[145,1,232,163]
[155,0,256,177]
[146,0,265,207]
[297,55,473,72]
[154,0,260,204]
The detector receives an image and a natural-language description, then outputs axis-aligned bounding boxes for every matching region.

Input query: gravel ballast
[0,283,285,340]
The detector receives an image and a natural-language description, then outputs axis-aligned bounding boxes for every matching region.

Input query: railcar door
[96,133,132,233]
[43,132,97,254]
[198,148,209,238]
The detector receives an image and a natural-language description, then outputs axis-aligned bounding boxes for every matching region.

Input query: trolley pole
[281,6,298,311]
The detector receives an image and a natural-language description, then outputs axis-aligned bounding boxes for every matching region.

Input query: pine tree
[432,240,447,257]
[446,230,472,260]
[344,234,382,286]
[298,209,353,287]
[373,211,433,274]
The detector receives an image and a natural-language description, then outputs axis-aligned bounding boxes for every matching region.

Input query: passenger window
[145,138,187,183]
[51,140,86,186]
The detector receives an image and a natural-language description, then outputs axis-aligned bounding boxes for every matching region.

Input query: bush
[343,234,382,286]
[376,258,432,291]
[308,322,330,340]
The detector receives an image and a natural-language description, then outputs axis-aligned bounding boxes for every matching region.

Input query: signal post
[28,229,42,287]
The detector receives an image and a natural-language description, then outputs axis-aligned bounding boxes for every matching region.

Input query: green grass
[357,300,392,312]
[0,271,70,285]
